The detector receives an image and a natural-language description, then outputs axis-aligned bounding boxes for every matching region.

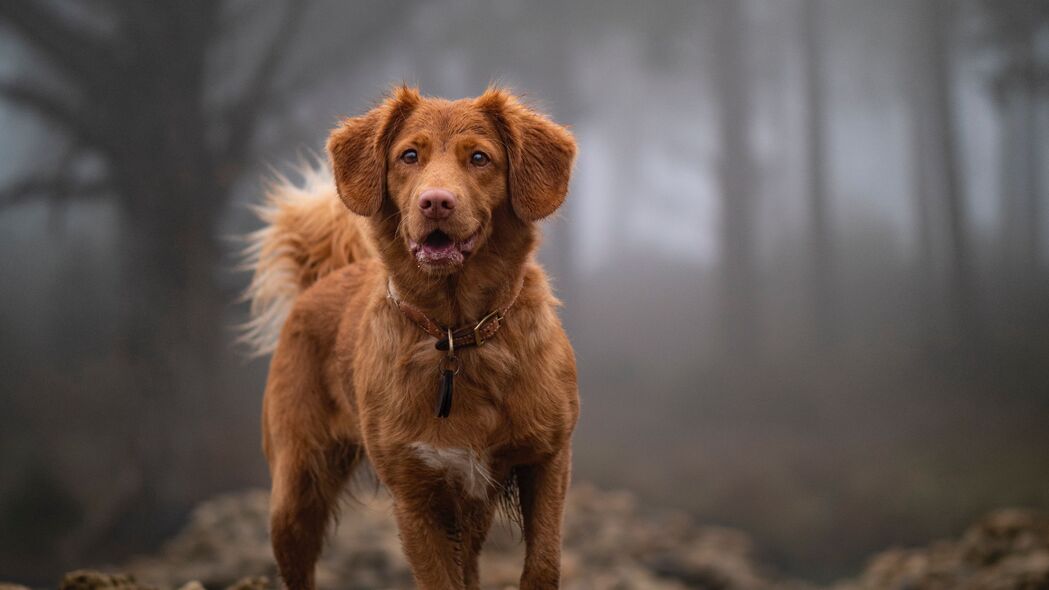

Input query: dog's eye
[400,149,418,164]
[470,151,490,167]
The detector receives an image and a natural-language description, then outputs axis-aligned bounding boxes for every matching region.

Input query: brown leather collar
[387,280,520,351]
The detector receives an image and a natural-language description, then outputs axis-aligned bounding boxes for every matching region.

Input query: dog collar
[386,278,521,418]
[386,280,519,352]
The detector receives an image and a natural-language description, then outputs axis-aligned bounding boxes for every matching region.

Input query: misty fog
[1,0,1047,584]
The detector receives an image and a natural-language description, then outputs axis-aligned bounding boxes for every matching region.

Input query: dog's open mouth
[409,230,479,267]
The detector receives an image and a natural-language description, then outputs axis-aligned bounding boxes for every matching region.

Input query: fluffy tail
[239,163,375,356]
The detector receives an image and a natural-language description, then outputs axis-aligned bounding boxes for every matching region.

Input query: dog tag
[436,369,454,418]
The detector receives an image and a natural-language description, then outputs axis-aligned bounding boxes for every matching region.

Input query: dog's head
[327,86,576,275]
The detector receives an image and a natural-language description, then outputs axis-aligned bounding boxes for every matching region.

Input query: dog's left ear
[477,88,577,221]
[327,86,420,216]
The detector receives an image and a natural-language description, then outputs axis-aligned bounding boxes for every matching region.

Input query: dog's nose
[418,189,457,219]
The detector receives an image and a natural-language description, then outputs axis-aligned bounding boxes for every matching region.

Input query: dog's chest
[407,442,494,499]
[392,335,518,410]
[371,342,522,492]
[356,315,567,479]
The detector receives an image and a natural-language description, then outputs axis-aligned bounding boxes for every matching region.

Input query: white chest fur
[409,442,495,500]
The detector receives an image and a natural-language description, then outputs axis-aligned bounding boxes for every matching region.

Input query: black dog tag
[436,369,454,417]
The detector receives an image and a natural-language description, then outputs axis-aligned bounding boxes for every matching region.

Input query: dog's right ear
[327,86,420,216]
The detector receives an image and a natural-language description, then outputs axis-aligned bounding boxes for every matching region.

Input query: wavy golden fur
[244,86,579,590]
[240,164,375,356]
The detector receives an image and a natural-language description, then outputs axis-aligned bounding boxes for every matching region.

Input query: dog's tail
[239,163,375,356]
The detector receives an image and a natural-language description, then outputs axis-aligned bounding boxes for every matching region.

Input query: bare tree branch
[0,79,111,151]
[0,173,111,209]
[219,0,309,169]
[249,58,330,119]
[218,0,268,34]
[217,0,416,169]
[0,0,117,89]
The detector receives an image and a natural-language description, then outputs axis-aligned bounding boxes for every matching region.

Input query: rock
[60,570,152,590]
[223,577,270,590]
[53,487,1049,589]
[833,509,1049,590]
[114,482,789,589]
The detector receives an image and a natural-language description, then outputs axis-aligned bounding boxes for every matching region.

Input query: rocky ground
[831,508,1049,590]
[3,484,1048,590]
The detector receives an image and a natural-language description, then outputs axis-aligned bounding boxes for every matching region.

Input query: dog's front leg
[517,447,571,589]
[460,497,496,590]
[388,479,466,589]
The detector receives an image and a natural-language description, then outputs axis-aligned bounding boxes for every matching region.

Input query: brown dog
[242,86,579,589]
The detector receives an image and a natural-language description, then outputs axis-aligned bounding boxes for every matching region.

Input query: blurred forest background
[1,0,1048,585]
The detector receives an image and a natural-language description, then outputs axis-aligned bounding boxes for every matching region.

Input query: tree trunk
[909,0,943,339]
[801,0,836,347]
[931,0,978,342]
[1006,37,1043,274]
[104,165,226,546]
[909,0,979,345]
[715,0,758,358]
[98,57,227,538]
[1024,84,1042,273]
